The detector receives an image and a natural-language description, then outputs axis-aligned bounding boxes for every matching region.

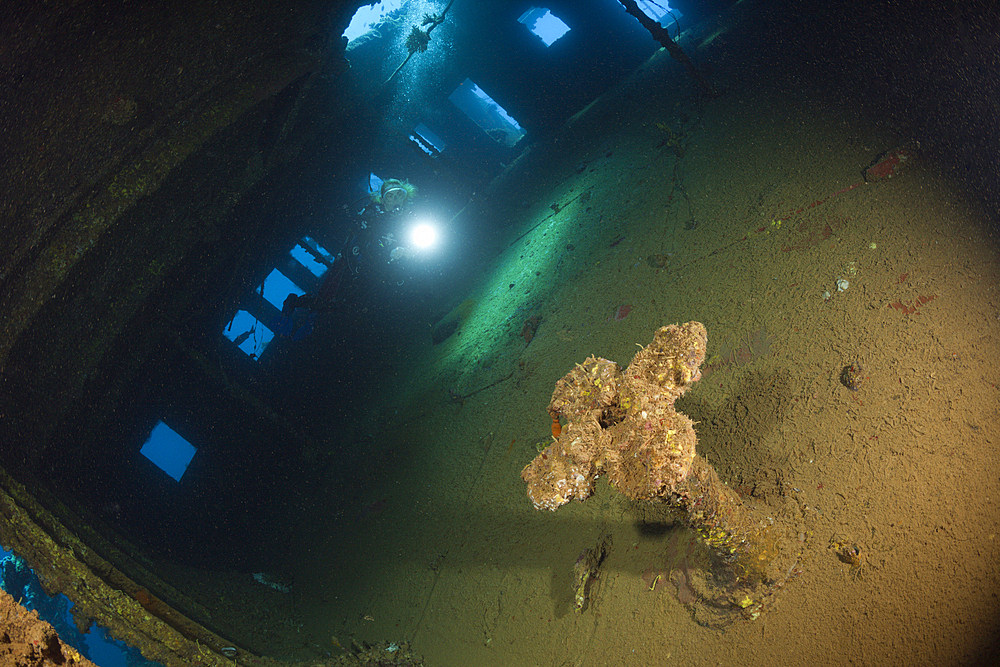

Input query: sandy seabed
[290,16,1000,667]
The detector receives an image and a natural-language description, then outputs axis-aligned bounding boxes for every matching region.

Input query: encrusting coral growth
[522,322,801,623]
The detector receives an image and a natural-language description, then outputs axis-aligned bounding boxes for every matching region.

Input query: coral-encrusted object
[521,322,707,510]
[524,323,806,622]
[840,362,864,391]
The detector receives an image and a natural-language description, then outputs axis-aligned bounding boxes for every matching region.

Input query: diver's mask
[381,184,408,212]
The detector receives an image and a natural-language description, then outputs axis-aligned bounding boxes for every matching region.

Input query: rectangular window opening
[517,7,570,46]
[223,310,274,359]
[259,268,305,310]
[290,242,329,278]
[634,0,682,30]
[140,421,197,482]
[302,236,336,265]
[410,123,447,157]
[448,79,526,147]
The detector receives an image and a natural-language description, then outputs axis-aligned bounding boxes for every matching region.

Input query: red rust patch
[864,148,910,182]
[889,294,936,314]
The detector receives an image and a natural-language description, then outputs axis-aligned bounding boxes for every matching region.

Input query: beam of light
[410,223,438,249]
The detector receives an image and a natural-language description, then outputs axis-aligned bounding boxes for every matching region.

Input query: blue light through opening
[1,549,163,667]
[635,0,683,29]
[140,422,196,482]
[290,244,328,278]
[410,123,447,157]
[448,79,526,147]
[301,236,336,265]
[342,0,405,43]
[517,7,570,47]
[260,269,304,310]
[223,310,274,359]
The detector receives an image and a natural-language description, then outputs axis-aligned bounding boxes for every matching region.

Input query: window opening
[259,268,305,310]
[633,0,682,33]
[140,421,197,482]
[517,7,571,46]
[223,309,274,359]
[290,243,329,278]
[448,78,526,147]
[410,123,447,157]
[301,236,336,265]
[342,0,406,44]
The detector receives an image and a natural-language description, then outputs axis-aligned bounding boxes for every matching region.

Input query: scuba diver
[348,176,421,268]
[369,177,418,214]
[271,176,418,340]
[365,178,421,264]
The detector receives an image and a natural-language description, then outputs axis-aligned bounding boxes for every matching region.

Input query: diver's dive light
[410,222,438,250]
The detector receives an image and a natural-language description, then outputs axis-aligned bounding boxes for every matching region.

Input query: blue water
[0,547,162,667]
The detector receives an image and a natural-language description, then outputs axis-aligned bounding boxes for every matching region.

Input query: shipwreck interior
[1,1,999,666]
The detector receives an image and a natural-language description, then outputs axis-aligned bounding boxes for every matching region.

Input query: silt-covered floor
[287,23,1000,667]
